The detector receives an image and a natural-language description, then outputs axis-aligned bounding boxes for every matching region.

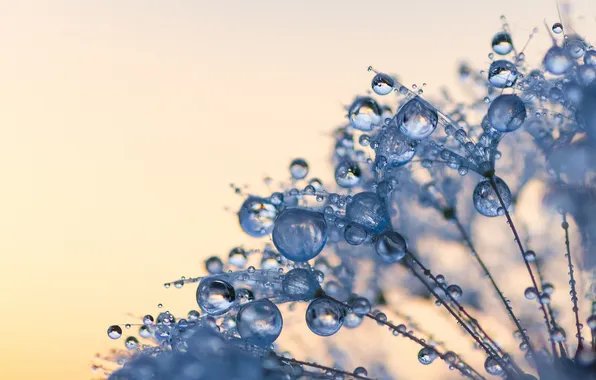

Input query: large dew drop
[238,197,278,237]
[345,192,388,233]
[396,97,438,140]
[473,177,511,217]
[272,208,328,262]
[196,278,236,315]
[282,268,321,300]
[544,46,572,75]
[491,32,513,55]
[487,94,526,132]
[348,96,382,131]
[289,158,309,180]
[488,60,518,88]
[334,160,362,188]
[373,230,407,263]
[306,298,344,336]
[236,299,283,347]
[371,73,395,95]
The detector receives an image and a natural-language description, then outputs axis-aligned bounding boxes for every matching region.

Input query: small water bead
[238,197,278,238]
[228,247,247,267]
[196,278,236,315]
[282,268,320,300]
[524,250,536,262]
[587,315,596,329]
[446,284,463,301]
[236,299,283,347]
[188,310,200,321]
[484,356,504,375]
[306,298,344,336]
[544,46,572,75]
[121,337,139,353]
[524,287,538,300]
[289,158,309,180]
[237,288,255,304]
[488,60,518,88]
[565,36,586,59]
[396,97,438,140]
[539,293,551,304]
[417,347,438,365]
[550,326,566,342]
[487,94,526,132]
[352,297,371,316]
[373,230,407,263]
[552,22,563,34]
[344,224,367,245]
[345,192,388,233]
[143,315,154,326]
[491,32,513,55]
[334,161,362,188]
[371,73,395,95]
[473,177,512,217]
[353,367,368,377]
[348,96,382,131]
[107,325,123,339]
[542,283,554,295]
[344,312,363,328]
[272,208,328,262]
[139,325,152,338]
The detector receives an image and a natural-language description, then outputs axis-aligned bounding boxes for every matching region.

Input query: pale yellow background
[1,1,596,379]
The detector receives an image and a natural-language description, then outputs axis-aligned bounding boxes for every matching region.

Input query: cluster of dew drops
[101,15,596,380]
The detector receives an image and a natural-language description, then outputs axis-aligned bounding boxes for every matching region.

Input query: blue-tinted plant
[97,12,596,380]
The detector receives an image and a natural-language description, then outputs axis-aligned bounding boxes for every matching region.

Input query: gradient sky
[1,1,595,379]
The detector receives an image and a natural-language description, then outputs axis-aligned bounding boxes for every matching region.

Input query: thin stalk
[534,257,561,359]
[278,356,374,380]
[453,215,535,358]
[562,213,583,349]
[488,174,557,357]
[324,295,485,380]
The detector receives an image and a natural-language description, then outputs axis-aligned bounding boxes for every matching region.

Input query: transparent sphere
[272,208,328,262]
[352,297,371,316]
[371,73,395,95]
[205,256,224,274]
[236,299,283,347]
[348,96,382,131]
[107,325,123,339]
[306,298,344,336]
[334,161,362,188]
[491,32,513,55]
[418,347,438,365]
[282,268,320,300]
[344,223,367,245]
[473,177,511,217]
[551,326,566,342]
[565,36,586,59]
[487,94,526,132]
[446,284,463,301]
[373,230,407,263]
[196,278,236,315]
[289,158,309,180]
[396,97,438,140]
[544,46,572,75]
[238,196,278,238]
[345,192,388,233]
[552,22,563,34]
[488,60,518,88]
[484,356,504,375]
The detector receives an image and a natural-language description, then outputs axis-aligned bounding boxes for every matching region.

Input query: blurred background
[1,1,596,379]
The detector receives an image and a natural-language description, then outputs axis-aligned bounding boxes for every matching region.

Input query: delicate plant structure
[97,11,596,380]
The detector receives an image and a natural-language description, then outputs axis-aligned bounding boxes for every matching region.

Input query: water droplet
[237,299,283,347]
[373,230,407,263]
[488,60,518,88]
[544,46,572,75]
[418,347,438,365]
[272,208,328,262]
[524,287,538,300]
[289,158,309,180]
[352,297,371,317]
[446,284,463,301]
[484,356,504,375]
[345,192,388,233]
[552,23,563,34]
[348,97,382,131]
[334,161,362,188]
[473,177,512,217]
[371,73,395,95]
[396,97,438,140]
[282,268,320,300]
[107,325,122,339]
[344,223,368,245]
[196,278,236,315]
[238,197,278,238]
[487,94,526,132]
[491,32,514,55]
[306,298,344,336]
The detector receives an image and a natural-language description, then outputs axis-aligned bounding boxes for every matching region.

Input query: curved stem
[453,216,534,358]
[562,213,583,349]
[487,175,557,357]
[278,356,374,380]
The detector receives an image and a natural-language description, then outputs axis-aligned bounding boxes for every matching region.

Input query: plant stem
[562,213,583,349]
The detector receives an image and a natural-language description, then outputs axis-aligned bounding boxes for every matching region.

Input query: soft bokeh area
[2,1,596,379]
